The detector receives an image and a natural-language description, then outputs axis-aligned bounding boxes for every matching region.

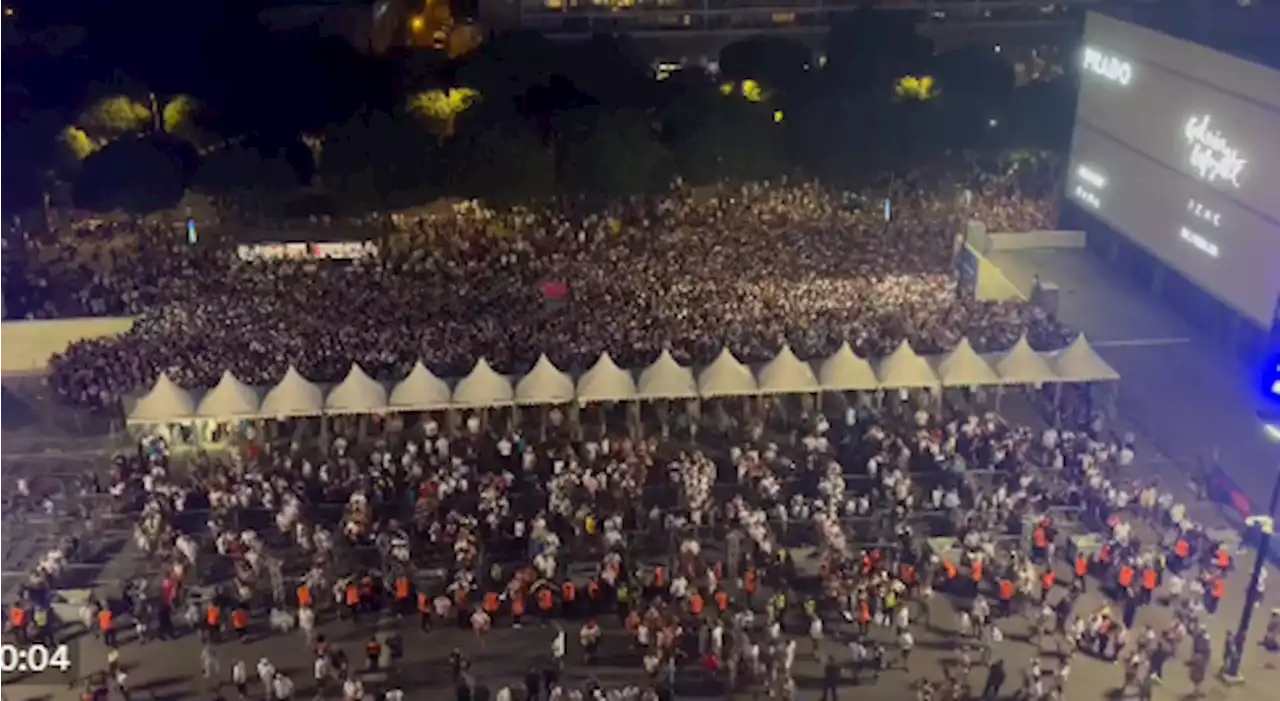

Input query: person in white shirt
[552,628,566,669]
[385,688,405,701]
[342,676,364,701]
[272,673,295,701]
[257,658,276,697]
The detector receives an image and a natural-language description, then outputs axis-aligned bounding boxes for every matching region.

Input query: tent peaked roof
[819,342,879,391]
[452,357,514,407]
[996,334,1060,385]
[389,362,453,410]
[260,365,325,417]
[196,370,260,419]
[937,338,1000,387]
[1050,334,1121,383]
[516,354,575,405]
[576,352,637,403]
[638,349,699,399]
[877,340,939,389]
[325,363,388,414]
[698,347,758,397]
[128,372,196,424]
[758,344,819,394]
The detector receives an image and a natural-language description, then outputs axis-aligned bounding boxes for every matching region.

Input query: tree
[448,117,555,203]
[676,102,786,185]
[193,143,299,218]
[825,10,934,97]
[78,95,152,141]
[558,109,671,196]
[718,36,813,94]
[72,136,186,214]
[319,109,442,212]
[406,88,481,137]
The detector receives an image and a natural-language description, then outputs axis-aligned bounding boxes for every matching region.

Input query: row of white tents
[128,333,1120,424]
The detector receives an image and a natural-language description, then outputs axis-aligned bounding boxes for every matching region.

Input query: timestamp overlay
[0,639,84,688]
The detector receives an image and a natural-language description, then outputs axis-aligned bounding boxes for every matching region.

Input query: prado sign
[1184,115,1248,188]
[1082,47,1133,86]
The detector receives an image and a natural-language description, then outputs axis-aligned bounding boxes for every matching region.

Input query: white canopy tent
[936,338,1001,387]
[389,362,453,411]
[452,357,515,407]
[637,350,699,399]
[259,366,325,418]
[697,348,759,398]
[515,354,576,405]
[996,335,1060,385]
[127,372,197,424]
[757,344,820,394]
[576,352,637,403]
[1046,334,1121,383]
[818,343,880,391]
[195,370,260,420]
[325,364,389,414]
[876,341,940,389]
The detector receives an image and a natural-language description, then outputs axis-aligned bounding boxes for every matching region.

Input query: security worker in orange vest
[942,560,959,586]
[537,586,555,621]
[1141,567,1159,604]
[99,607,117,647]
[365,635,382,672]
[344,581,361,623]
[204,603,221,643]
[998,579,1015,616]
[587,579,601,614]
[1215,548,1232,573]
[483,591,500,615]
[1174,538,1191,572]
[1033,526,1049,559]
[561,580,577,618]
[689,592,705,618]
[297,584,312,610]
[511,594,527,628]
[394,576,412,615]
[417,591,431,631]
[744,568,759,604]
[971,560,985,595]
[714,589,729,613]
[1040,570,1056,604]
[1206,575,1225,614]
[653,566,666,592]
[9,605,28,644]
[1074,554,1090,591]
[1118,565,1136,597]
[232,606,250,641]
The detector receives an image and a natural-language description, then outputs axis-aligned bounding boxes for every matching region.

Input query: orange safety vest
[417,592,430,613]
[1041,572,1055,591]
[857,601,871,623]
[587,581,601,599]
[1175,540,1190,558]
[1142,569,1158,590]
[538,589,554,611]
[1075,556,1088,577]
[971,561,984,583]
[1034,528,1047,549]
[511,595,526,617]
[1211,578,1225,599]
[745,570,758,593]
[232,609,249,630]
[999,580,1014,601]
[345,585,360,606]
[98,610,113,631]
[367,640,381,657]
[454,589,469,608]
[395,578,410,601]
[1118,567,1135,588]
[205,606,220,627]
[943,561,958,580]
[714,590,729,611]
[562,582,576,602]
[1216,550,1231,569]
[483,592,500,613]
[653,567,665,588]
[297,586,312,608]
[10,608,26,627]
[689,594,704,615]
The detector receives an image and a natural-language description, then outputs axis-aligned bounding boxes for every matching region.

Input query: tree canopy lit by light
[894,75,938,102]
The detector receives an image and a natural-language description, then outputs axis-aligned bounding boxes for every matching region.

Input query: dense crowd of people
[5,394,1271,701]
[6,177,1065,412]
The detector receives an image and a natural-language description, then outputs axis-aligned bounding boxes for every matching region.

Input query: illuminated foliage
[407,88,480,137]
[79,96,152,140]
[719,82,735,96]
[161,95,200,136]
[893,75,938,102]
[740,79,766,103]
[59,126,98,161]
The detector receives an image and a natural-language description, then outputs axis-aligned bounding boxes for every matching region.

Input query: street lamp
[1223,421,1280,680]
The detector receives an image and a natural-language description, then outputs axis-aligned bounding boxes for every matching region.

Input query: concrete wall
[1,318,135,375]
[986,230,1088,251]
